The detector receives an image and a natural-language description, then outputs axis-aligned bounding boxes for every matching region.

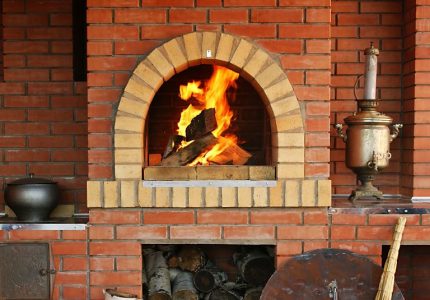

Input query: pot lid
[8,173,57,185]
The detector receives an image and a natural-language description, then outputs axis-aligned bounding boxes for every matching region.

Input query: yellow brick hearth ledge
[87,179,331,208]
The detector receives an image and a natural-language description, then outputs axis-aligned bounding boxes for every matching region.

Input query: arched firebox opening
[146,64,272,167]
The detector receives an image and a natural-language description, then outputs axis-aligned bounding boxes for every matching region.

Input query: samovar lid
[344,99,393,125]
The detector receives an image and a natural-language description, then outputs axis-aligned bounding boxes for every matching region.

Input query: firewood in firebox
[234,249,275,287]
[160,133,217,166]
[193,261,228,293]
[171,270,198,300]
[185,108,217,141]
[208,137,252,166]
[243,287,263,300]
[144,250,172,300]
[176,246,206,272]
[163,135,185,159]
[205,288,241,300]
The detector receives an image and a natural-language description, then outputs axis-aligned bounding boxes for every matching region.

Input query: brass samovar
[335,44,402,202]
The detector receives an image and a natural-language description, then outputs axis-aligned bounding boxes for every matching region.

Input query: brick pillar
[410,1,430,198]
[401,0,416,198]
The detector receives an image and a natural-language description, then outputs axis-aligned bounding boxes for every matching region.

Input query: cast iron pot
[5,174,59,222]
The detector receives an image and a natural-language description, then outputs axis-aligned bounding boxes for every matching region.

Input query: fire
[177,65,240,165]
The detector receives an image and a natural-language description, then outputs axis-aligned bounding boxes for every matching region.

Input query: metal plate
[261,249,404,300]
[0,243,50,299]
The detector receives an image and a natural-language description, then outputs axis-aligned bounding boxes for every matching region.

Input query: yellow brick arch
[113,31,304,180]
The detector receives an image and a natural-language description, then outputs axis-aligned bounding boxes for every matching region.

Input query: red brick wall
[87,208,430,299]
[87,0,331,180]
[0,0,88,212]
[330,0,404,196]
[0,3,3,81]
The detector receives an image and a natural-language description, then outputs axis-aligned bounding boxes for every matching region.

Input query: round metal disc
[261,249,404,300]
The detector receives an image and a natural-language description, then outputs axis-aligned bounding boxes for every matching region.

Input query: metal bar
[0,223,87,231]
[142,180,277,188]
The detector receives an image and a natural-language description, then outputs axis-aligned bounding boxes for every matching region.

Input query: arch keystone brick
[255,63,287,89]
[265,78,295,102]
[230,39,255,69]
[270,95,300,117]
[147,48,175,80]
[274,113,304,133]
[163,38,188,73]
[183,32,202,65]
[133,61,163,90]
[118,97,150,118]
[243,49,271,80]
[114,115,142,133]
[201,32,219,63]
[215,33,237,64]
[123,76,155,103]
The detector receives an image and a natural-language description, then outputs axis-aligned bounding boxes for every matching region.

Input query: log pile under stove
[143,245,275,300]
[160,108,251,166]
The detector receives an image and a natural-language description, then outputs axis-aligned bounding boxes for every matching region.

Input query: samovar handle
[390,123,403,142]
[334,124,347,142]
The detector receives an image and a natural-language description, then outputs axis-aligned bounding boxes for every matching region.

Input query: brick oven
[1,0,430,299]
[86,29,331,298]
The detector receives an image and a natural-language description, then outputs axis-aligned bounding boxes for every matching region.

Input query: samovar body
[345,124,390,171]
[336,100,402,201]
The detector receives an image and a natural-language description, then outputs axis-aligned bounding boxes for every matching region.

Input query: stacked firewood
[142,245,274,300]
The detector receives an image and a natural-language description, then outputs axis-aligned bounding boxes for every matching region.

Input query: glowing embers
[160,65,251,166]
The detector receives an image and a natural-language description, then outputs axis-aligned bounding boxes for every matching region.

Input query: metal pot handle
[390,124,403,142]
[335,124,347,142]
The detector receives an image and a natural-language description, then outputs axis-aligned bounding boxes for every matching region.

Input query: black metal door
[0,243,50,299]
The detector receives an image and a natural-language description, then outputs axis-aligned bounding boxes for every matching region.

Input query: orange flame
[176,65,240,165]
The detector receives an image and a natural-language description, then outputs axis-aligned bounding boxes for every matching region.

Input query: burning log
[208,137,251,165]
[234,249,274,286]
[193,262,228,293]
[144,251,172,300]
[160,134,217,166]
[163,135,185,159]
[185,108,217,141]
[172,271,199,300]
